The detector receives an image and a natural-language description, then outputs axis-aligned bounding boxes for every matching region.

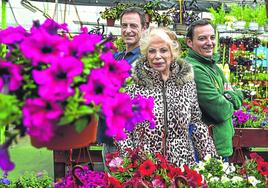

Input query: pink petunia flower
[33,56,83,101]
[20,29,69,65]
[0,26,27,45]
[22,98,63,141]
[101,51,131,87]
[102,93,134,140]
[80,68,118,105]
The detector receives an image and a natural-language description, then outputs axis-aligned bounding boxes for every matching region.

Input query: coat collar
[187,48,219,65]
[132,58,194,88]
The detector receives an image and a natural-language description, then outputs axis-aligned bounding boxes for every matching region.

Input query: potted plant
[232,99,268,163]
[208,4,227,32]
[229,3,246,30]
[255,4,268,32]
[0,19,155,173]
[154,12,173,27]
[105,147,206,187]
[100,3,127,26]
[243,5,259,31]
[142,1,161,25]
[100,7,118,26]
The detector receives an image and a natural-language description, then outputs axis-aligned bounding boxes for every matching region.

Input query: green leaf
[74,117,89,133]
[78,105,94,114]
[57,116,75,126]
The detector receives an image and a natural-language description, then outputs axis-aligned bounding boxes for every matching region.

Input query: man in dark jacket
[185,19,243,160]
[97,7,146,168]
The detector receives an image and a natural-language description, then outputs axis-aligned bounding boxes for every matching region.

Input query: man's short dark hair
[186,19,214,40]
[120,7,146,28]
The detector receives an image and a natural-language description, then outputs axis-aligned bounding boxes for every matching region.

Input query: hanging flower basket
[30,116,97,150]
[175,23,187,35]
[0,18,155,173]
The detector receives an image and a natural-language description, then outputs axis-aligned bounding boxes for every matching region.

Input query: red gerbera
[107,176,122,188]
[257,161,268,176]
[139,159,156,177]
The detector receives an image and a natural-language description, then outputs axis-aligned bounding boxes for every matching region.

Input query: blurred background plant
[232,99,268,128]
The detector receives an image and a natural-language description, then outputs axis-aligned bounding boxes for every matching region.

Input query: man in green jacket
[185,19,243,160]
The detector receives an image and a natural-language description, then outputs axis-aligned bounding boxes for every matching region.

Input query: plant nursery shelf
[231,128,268,164]
[233,128,268,147]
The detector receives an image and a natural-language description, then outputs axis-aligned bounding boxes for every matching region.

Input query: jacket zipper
[162,81,168,156]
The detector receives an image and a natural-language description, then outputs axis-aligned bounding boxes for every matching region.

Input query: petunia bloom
[80,68,118,105]
[101,51,131,87]
[0,26,26,45]
[102,93,134,140]
[20,29,68,65]
[0,146,14,172]
[139,159,156,177]
[0,61,23,91]
[22,98,63,141]
[33,56,83,101]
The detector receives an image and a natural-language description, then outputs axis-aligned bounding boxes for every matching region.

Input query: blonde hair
[140,27,181,61]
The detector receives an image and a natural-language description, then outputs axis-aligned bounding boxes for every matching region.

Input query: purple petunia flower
[80,68,117,105]
[0,61,23,91]
[0,146,14,172]
[22,98,63,141]
[33,57,83,101]
[33,19,69,35]
[20,29,68,65]
[125,95,155,132]
[102,93,134,140]
[0,26,27,45]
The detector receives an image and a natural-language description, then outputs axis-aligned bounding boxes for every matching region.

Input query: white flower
[222,162,229,172]
[195,161,205,171]
[209,177,219,182]
[231,176,243,183]
[221,175,230,183]
[204,154,211,161]
[223,162,236,174]
[108,157,123,168]
[248,176,261,186]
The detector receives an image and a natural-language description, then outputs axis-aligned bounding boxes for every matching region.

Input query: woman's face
[147,35,173,80]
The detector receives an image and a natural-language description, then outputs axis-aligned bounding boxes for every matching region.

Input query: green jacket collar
[187,48,219,65]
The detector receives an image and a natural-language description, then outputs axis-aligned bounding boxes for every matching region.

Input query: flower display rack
[231,128,268,164]
[53,145,103,180]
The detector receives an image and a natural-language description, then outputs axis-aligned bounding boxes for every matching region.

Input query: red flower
[262,106,268,113]
[250,153,264,163]
[167,166,183,179]
[139,159,156,177]
[252,100,260,106]
[156,152,169,169]
[107,176,122,188]
[239,168,247,175]
[257,161,268,176]
[184,165,203,187]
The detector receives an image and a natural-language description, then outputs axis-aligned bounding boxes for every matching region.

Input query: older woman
[118,27,217,167]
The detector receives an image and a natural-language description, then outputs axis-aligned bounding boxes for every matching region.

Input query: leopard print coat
[117,58,217,167]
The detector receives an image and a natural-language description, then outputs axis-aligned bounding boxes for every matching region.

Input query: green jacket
[185,49,243,157]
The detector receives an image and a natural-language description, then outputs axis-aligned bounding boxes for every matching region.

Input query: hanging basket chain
[71,0,83,29]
